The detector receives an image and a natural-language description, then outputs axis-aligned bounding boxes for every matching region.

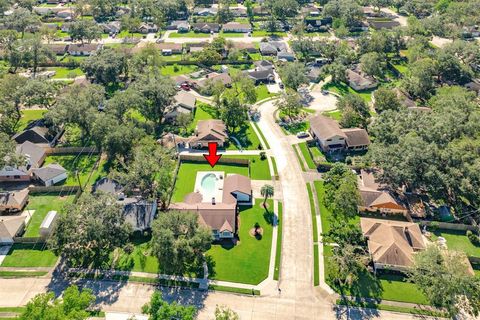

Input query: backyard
[46,67,84,79]
[323,82,374,103]
[23,193,75,237]
[207,199,273,284]
[1,244,58,267]
[429,229,480,258]
[161,64,198,76]
[43,154,100,186]
[17,109,47,132]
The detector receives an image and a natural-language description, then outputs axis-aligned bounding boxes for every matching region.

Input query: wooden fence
[28,185,80,194]
[13,237,44,244]
[45,147,99,155]
[179,154,250,165]
[417,220,478,232]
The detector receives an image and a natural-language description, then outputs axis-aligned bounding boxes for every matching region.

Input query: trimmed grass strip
[306,183,318,243]
[209,285,260,296]
[252,121,270,149]
[273,201,283,280]
[271,157,279,179]
[313,244,319,286]
[298,142,316,170]
[0,271,48,278]
[293,145,306,171]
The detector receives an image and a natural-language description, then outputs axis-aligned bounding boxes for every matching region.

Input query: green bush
[467,230,480,246]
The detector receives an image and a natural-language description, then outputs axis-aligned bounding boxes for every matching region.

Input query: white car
[296,131,309,138]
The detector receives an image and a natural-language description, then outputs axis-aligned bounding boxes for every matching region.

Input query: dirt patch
[249,227,263,237]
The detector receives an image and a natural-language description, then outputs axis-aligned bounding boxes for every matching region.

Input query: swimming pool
[201,173,217,199]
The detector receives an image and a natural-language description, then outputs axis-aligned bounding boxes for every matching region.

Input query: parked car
[181,83,191,91]
[296,131,309,138]
[279,82,284,89]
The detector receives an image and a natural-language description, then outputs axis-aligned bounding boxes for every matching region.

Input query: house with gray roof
[32,163,67,186]
[346,67,378,91]
[12,121,62,147]
[0,189,29,213]
[164,91,197,122]
[0,215,26,244]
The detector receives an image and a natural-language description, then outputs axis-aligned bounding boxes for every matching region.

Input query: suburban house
[92,178,156,231]
[232,42,258,53]
[253,6,269,16]
[367,19,400,30]
[245,69,275,84]
[192,23,220,33]
[465,80,480,97]
[190,119,228,149]
[309,115,370,152]
[101,21,121,34]
[222,22,252,33]
[0,189,29,213]
[0,166,30,183]
[277,51,295,62]
[32,163,68,186]
[360,217,426,272]
[138,23,158,33]
[16,141,47,169]
[46,44,69,55]
[67,43,103,56]
[358,169,409,216]
[0,215,26,244]
[230,7,247,17]
[56,9,73,20]
[169,20,191,32]
[154,43,183,55]
[194,7,218,16]
[195,72,232,89]
[61,22,72,32]
[346,68,378,91]
[170,174,252,240]
[13,121,62,147]
[164,91,197,122]
[260,41,287,55]
[254,60,274,70]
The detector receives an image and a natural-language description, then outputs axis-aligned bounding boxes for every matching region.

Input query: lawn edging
[293,145,306,172]
[209,284,260,296]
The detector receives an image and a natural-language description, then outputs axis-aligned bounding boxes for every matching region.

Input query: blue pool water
[201,173,217,197]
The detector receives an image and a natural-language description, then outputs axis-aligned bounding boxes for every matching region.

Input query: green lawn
[223,155,270,180]
[313,243,319,286]
[252,30,286,37]
[161,64,198,76]
[24,193,75,237]
[430,229,480,258]
[293,145,306,172]
[271,157,278,178]
[219,32,246,38]
[189,102,216,132]
[228,122,262,151]
[307,183,318,243]
[273,201,282,280]
[255,84,276,102]
[314,180,333,234]
[251,121,270,149]
[43,155,99,186]
[323,110,342,121]
[207,199,273,284]
[117,30,143,38]
[392,63,408,74]
[323,82,374,103]
[17,109,46,132]
[1,244,58,267]
[47,67,84,79]
[298,142,316,170]
[169,31,211,38]
[172,161,249,202]
[283,121,309,135]
[110,236,159,273]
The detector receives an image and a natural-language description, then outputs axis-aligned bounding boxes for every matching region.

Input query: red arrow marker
[203,142,222,168]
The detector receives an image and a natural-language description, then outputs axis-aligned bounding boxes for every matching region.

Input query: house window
[339,138,345,140]
[14,175,20,179]
[222,231,231,237]
[326,139,332,142]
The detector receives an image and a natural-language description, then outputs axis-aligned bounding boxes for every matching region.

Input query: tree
[18,36,54,77]
[278,62,308,90]
[192,47,222,65]
[323,0,363,28]
[131,73,177,127]
[275,90,303,119]
[360,52,386,78]
[214,305,239,320]
[121,15,142,35]
[130,43,164,77]
[260,184,274,207]
[176,113,193,133]
[409,246,480,317]
[231,73,257,105]
[49,193,131,267]
[91,113,145,160]
[111,139,174,207]
[20,285,95,320]
[402,58,437,100]
[45,84,105,140]
[326,243,369,292]
[337,94,370,128]
[68,19,102,44]
[81,48,128,85]
[219,92,248,132]
[321,62,347,83]
[106,89,144,122]
[142,292,196,320]
[0,101,20,135]
[151,211,212,275]
[4,8,39,37]
[373,87,402,113]
[0,132,22,168]
[323,163,361,220]
[436,51,472,84]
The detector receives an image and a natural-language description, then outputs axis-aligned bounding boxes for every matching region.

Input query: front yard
[161,64,198,76]
[207,199,273,284]
[1,244,58,267]
[228,122,262,151]
[323,82,374,103]
[109,235,159,274]
[169,31,211,38]
[23,193,75,237]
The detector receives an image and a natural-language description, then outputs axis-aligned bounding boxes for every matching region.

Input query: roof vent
[212,197,216,205]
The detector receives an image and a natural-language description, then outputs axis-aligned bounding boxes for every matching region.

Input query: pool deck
[194,171,225,203]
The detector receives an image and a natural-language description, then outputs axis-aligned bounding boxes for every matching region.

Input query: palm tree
[260,184,274,207]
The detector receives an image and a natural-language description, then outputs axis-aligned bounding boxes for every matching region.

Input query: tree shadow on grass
[262,205,275,226]
[229,124,254,149]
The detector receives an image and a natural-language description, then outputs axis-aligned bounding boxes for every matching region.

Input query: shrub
[173,64,179,72]
[429,221,440,231]
[257,143,263,150]
[260,151,266,160]
[123,243,135,255]
[467,230,480,246]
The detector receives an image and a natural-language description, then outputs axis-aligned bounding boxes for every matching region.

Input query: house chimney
[212,197,216,205]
